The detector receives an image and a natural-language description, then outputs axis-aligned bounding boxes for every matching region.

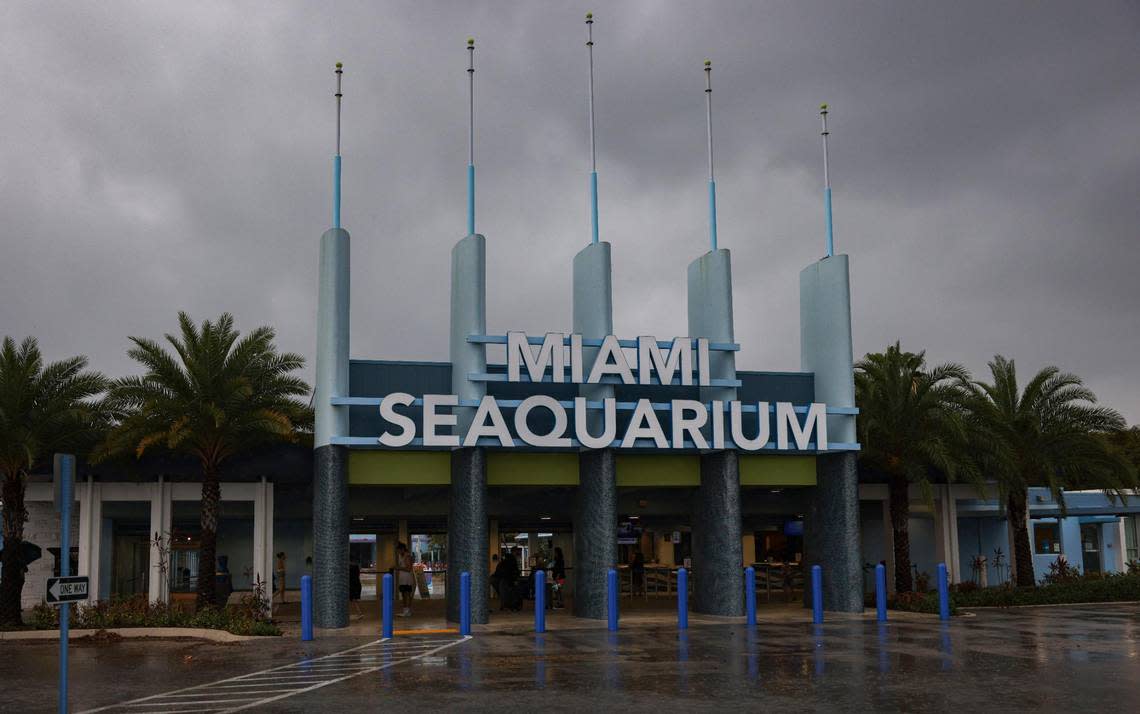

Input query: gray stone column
[804,453,862,611]
[572,242,618,619]
[692,450,744,615]
[313,445,349,627]
[687,249,744,616]
[447,447,489,624]
[800,255,863,612]
[573,449,617,618]
[312,226,350,629]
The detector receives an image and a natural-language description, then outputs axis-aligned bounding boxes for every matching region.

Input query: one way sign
[46,575,89,604]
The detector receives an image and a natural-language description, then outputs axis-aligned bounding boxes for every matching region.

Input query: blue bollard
[937,563,950,621]
[606,568,619,632]
[677,567,689,630]
[460,571,471,636]
[382,573,394,638]
[300,575,313,641]
[875,563,888,622]
[745,566,756,627]
[535,570,546,633]
[811,565,823,624]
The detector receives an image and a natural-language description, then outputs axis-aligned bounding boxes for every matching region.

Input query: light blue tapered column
[448,232,489,625]
[687,248,743,617]
[313,226,350,629]
[800,254,862,613]
[572,241,618,620]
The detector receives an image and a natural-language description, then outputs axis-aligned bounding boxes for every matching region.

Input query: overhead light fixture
[540,516,552,520]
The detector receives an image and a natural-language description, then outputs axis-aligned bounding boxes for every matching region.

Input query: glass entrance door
[1081,524,1102,574]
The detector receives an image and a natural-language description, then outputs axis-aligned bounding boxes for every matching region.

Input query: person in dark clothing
[348,560,363,615]
[349,560,362,600]
[631,550,646,596]
[492,551,519,607]
[552,547,566,581]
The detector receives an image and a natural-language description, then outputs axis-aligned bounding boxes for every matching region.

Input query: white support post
[148,477,171,603]
[881,498,895,594]
[253,477,268,594]
[78,476,92,592]
[1113,520,1127,573]
[78,478,104,602]
[265,480,274,592]
[946,486,961,583]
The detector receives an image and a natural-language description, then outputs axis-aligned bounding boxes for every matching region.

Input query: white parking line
[77,636,470,714]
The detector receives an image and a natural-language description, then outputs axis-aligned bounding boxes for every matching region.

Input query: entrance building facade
[310,217,865,628]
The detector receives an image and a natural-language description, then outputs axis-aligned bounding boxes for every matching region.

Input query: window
[1034,522,1061,555]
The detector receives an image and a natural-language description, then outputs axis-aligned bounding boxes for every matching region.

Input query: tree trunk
[1007,490,1036,588]
[889,474,914,593]
[196,469,220,608]
[0,471,29,626]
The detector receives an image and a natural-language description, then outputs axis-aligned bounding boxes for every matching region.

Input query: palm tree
[0,337,107,626]
[101,313,310,608]
[855,343,978,593]
[963,356,1133,587]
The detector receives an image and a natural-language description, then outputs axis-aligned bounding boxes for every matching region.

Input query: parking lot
[2,604,1138,712]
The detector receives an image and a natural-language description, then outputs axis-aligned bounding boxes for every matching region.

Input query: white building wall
[20,500,80,610]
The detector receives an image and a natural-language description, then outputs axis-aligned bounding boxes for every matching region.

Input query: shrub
[31,602,59,629]
[914,571,932,593]
[889,590,957,616]
[1042,556,1080,585]
[27,594,280,636]
[949,572,1140,608]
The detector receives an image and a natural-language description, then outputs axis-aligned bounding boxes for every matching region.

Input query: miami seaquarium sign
[372,332,833,452]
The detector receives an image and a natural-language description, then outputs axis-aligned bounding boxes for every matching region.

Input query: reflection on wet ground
[3,604,1137,712]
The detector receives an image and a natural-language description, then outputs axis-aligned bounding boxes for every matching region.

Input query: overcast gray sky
[1,1,1137,422]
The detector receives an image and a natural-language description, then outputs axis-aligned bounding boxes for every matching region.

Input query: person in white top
[396,542,415,617]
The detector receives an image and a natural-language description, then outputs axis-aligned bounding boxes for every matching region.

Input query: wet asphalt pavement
[2,604,1137,712]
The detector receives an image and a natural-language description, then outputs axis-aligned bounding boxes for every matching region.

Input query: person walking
[396,542,415,617]
[275,552,287,604]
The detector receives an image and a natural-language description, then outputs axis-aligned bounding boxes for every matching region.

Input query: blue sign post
[56,454,74,714]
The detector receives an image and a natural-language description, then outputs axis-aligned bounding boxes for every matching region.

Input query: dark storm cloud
[1,1,1137,421]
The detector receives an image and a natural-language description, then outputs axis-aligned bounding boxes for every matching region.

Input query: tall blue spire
[821,103,834,257]
[586,13,599,245]
[467,38,476,236]
[704,60,717,252]
[333,63,343,229]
